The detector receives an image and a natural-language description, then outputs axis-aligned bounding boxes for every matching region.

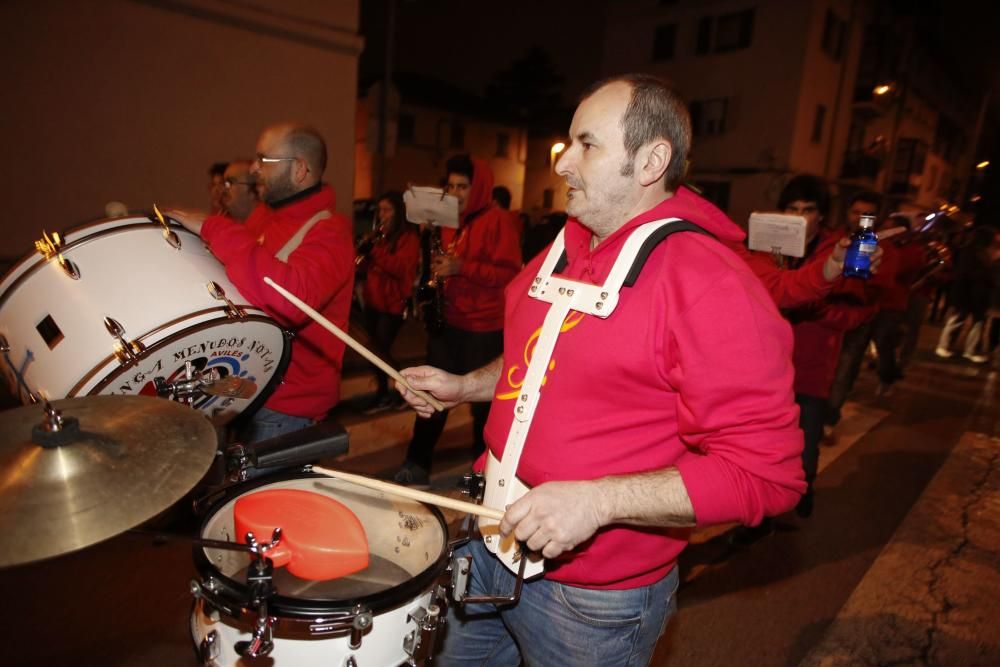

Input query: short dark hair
[285,125,327,176]
[580,74,692,191]
[209,162,228,178]
[446,154,475,182]
[492,185,511,209]
[778,174,830,217]
[849,190,881,209]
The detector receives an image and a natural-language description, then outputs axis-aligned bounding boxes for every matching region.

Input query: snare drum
[0,216,290,424]
[191,473,450,665]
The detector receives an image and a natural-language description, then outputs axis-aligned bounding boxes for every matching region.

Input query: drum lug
[402,603,441,663]
[198,629,220,666]
[349,604,373,649]
[35,230,80,280]
[104,316,145,366]
[207,282,247,319]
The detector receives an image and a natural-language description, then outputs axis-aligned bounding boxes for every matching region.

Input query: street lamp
[550,142,566,172]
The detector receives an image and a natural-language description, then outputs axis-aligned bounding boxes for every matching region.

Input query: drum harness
[452,216,710,606]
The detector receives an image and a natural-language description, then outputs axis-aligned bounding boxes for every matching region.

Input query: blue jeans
[438,539,679,666]
[240,407,314,444]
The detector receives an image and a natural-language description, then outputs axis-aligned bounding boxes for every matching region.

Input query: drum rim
[192,471,451,621]
[69,309,288,397]
[0,217,194,310]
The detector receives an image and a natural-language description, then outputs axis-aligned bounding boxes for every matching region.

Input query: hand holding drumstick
[263,277,445,412]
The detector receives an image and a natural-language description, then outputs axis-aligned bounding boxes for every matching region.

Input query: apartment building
[600,0,981,225]
[354,73,528,211]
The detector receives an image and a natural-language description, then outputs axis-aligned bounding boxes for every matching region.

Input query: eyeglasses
[224,178,255,189]
[255,154,298,165]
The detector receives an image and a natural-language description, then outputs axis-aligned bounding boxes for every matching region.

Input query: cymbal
[0,395,217,568]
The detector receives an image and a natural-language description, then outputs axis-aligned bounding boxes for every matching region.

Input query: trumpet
[354,229,385,266]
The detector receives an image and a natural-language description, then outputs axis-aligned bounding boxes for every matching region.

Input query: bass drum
[0,216,290,425]
[191,473,450,665]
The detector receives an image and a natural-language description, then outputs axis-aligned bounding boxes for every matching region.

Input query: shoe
[795,490,814,518]
[821,425,836,445]
[393,461,429,487]
[363,394,394,415]
[962,353,988,364]
[728,517,774,548]
[934,346,954,359]
[875,382,895,398]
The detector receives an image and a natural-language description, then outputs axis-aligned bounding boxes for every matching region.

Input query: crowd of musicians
[166,73,999,664]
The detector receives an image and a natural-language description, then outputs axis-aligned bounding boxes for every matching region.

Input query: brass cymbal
[0,395,217,568]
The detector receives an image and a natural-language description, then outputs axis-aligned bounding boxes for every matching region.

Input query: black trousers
[364,307,405,395]
[403,325,503,472]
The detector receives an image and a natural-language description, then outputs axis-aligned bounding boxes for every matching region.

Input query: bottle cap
[859,214,875,228]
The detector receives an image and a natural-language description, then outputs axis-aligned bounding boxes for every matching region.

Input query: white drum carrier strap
[479,217,697,577]
[275,210,332,262]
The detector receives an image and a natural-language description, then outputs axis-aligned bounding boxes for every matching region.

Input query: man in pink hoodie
[398,75,803,665]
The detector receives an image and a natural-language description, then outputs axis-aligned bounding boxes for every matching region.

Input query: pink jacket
[483,188,805,589]
[202,185,354,420]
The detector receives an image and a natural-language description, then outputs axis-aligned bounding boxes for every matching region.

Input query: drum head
[195,474,449,618]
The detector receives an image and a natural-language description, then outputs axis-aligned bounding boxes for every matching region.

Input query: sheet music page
[403,187,460,228]
[747,212,808,258]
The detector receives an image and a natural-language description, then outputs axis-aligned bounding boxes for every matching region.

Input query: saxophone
[416,226,446,333]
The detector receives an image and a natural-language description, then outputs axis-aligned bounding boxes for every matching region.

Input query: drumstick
[264,277,445,411]
[312,465,505,521]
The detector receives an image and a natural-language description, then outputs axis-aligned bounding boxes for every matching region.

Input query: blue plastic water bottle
[843,214,877,279]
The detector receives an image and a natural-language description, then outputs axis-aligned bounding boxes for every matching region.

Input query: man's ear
[294,158,311,185]
[638,140,672,187]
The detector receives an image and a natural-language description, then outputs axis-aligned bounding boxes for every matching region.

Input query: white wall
[0,0,361,262]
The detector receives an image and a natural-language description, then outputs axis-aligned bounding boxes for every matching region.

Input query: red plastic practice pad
[234,489,369,580]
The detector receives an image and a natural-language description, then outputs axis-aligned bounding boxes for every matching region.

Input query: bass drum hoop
[70,309,292,415]
[192,471,450,623]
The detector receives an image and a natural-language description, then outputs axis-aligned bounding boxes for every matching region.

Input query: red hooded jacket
[483,188,804,589]
[363,229,420,316]
[201,185,354,420]
[440,159,522,331]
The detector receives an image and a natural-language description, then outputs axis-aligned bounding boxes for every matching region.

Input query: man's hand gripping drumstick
[263,277,445,412]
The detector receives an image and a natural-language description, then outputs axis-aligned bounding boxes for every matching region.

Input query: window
[398,113,415,145]
[690,98,729,136]
[811,105,826,144]
[821,9,846,61]
[696,10,755,54]
[496,132,510,158]
[715,9,754,52]
[450,120,465,149]
[652,23,677,61]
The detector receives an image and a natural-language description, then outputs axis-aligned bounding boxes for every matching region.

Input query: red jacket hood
[461,157,495,224]
[563,186,745,264]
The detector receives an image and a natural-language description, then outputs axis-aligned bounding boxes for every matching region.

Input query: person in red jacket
[359,190,420,413]
[396,74,803,665]
[169,123,354,442]
[394,155,522,485]
[769,175,875,521]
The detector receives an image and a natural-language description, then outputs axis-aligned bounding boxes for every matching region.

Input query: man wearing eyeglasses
[168,123,354,443]
[220,159,257,222]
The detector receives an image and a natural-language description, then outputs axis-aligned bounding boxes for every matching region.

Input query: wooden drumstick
[264,277,445,412]
[312,466,505,521]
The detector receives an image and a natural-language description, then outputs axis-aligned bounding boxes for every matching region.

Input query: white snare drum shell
[191,475,450,666]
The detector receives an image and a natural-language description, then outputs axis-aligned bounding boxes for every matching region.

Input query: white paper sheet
[747,212,808,258]
[403,187,460,229]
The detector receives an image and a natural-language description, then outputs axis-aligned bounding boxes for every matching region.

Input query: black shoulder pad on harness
[552,219,714,286]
